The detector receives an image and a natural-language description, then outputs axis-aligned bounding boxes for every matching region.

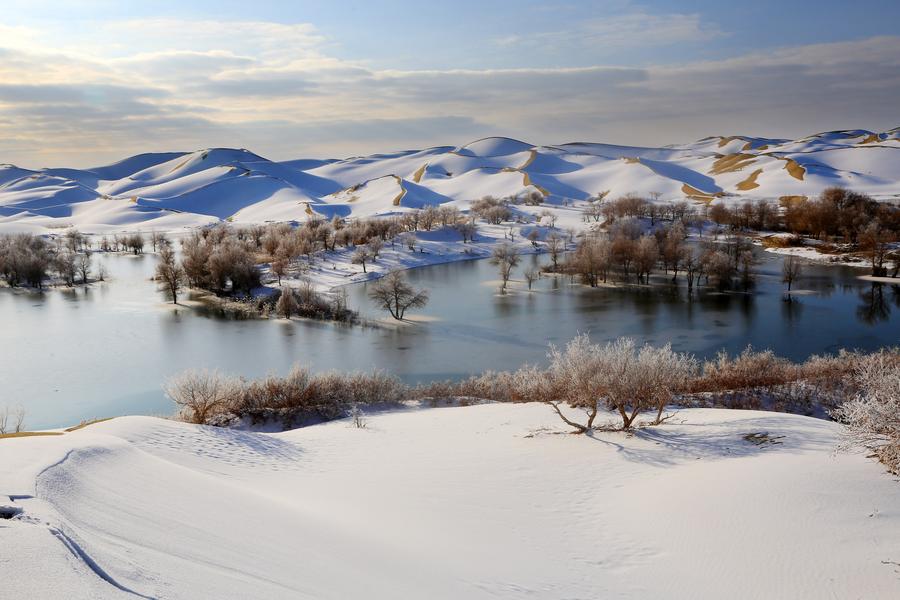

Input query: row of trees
[274,283,356,322]
[563,220,758,291]
[586,188,899,277]
[0,233,95,289]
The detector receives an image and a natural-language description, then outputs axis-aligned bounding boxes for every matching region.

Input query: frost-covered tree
[351,246,371,273]
[547,334,697,432]
[367,269,429,320]
[833,354,900,474]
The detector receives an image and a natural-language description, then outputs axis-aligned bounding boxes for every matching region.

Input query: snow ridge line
[31,447,157,598]
[49,525,157,599]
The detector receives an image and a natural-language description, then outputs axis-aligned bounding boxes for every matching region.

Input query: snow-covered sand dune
[2,404,898,599]
[1,128,898,234]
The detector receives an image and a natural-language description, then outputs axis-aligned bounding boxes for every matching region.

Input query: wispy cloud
[494,12,725,51]
[0,17,897,167]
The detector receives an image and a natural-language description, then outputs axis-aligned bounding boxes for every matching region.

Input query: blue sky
[1,1,898,166]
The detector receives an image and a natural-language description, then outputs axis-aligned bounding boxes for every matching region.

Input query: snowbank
[2,404,898,599]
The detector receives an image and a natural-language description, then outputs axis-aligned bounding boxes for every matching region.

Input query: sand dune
[1,127,897,234]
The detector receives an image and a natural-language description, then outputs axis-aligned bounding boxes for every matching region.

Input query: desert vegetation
[367,269,429,320]
[561,219,758,291]
[0,231,94,289]
[165,334,900,473]
[584,187,899,277]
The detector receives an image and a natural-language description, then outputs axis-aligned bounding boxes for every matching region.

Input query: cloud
[0,18,897,167]
[494,12,725,51]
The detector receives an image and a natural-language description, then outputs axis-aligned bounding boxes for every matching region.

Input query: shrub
[833,353,900,474]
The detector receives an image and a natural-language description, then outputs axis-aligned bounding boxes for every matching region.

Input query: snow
[2,404,898,599]
[2,127,897,236]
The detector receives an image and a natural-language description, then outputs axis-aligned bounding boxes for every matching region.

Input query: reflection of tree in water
[781,295,803,324]
[856,283,894,324]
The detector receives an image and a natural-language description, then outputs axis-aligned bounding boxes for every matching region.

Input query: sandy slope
[1,129,898,235]
[2,404,898,599]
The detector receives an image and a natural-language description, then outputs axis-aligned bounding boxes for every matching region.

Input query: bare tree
[491,242,520,294]
[54,250,77,286]
[456,221,477,243]
[271,248,290,285]
[367,238,384,261]
[13,406,24,433]
[782,255,802,292]
[547,334,697,432]
[545,232,564,271]
[1,405,26,434]
[77,251,91,284]
[276,288,299,319]
[367,269,429,320]
[523,268,538,290]
[155,245,184,304]
[351,246,371,273]
[860,222,892,277]
[164,369,241,424]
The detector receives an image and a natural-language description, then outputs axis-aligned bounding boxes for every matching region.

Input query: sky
[1,0,899,167]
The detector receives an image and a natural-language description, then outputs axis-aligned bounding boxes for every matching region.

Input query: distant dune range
[1,128,898,234]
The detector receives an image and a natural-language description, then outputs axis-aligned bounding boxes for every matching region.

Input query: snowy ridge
[1,405,898,599]
[1,128,898,234]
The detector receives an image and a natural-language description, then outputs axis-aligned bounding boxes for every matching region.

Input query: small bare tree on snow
[368,269,429,320]
[351,246,371,273]
[547,335,697,432]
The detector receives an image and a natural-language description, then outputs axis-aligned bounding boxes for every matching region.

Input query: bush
[833,353,900,474]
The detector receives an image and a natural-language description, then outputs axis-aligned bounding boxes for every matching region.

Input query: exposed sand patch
[859,134,882,145]
[710,153,756,175]
[522,172,549,196]
[736,168,764,191]
[777,196,805,205]
[681,183,722,201]
[622,157,641,164]
[783,158,806,180]
[391,175,406,206]
[65,417,115,432]
[717,136,742,148]
[412,163,427,183]
[0,431,64,440]
[518,150,537,170]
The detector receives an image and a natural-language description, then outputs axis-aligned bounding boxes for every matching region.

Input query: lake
[2,249,898,428]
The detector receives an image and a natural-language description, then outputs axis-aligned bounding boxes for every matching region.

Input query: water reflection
[856,283,900,324]
[2,249,900,428]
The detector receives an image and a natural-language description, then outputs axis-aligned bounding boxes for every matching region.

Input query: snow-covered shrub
[164,369,243,424]
[833,354,900,474]
[547,334,697,432]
